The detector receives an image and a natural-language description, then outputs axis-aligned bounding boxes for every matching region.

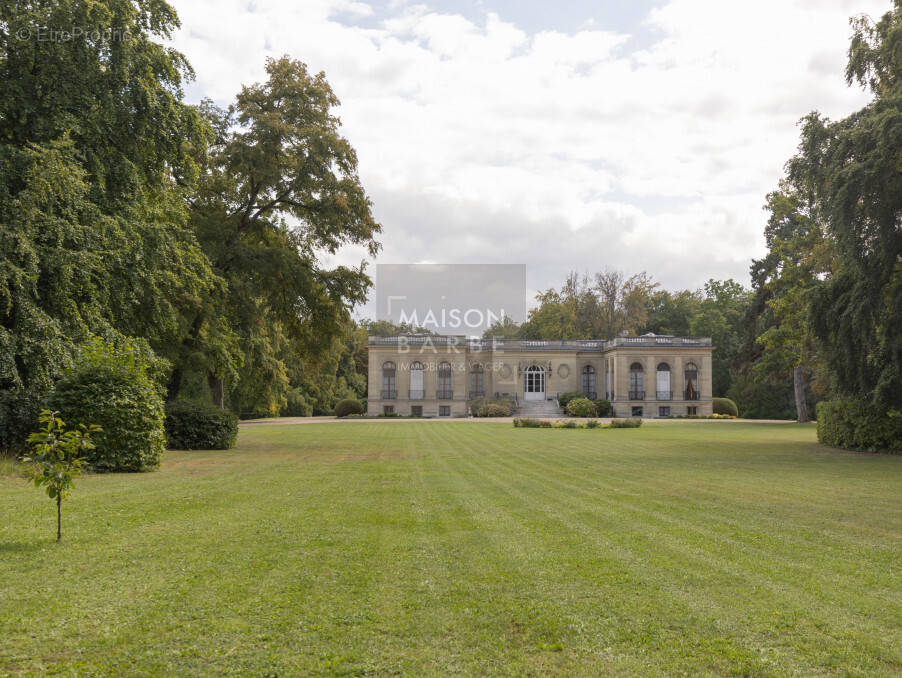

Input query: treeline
[484,272,808,420]
[0,1,382,450]
[488,1,902,435]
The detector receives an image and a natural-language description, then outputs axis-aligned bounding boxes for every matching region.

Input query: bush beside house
[713,397,739,417]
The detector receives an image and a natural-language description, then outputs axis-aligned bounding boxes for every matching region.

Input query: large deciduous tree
[748,186,830,422]
[0,0,215,450]
[180,57,382,415]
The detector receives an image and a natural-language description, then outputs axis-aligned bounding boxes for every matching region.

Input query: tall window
[409,361,424,400]
[629,362,645,400]
[470,364,484,397]
[656,363,671,400]
[382,361,396,399]
[685,362,699,400]
[582,365,596,398]
[438,361,452,399]
[524,365,545,394]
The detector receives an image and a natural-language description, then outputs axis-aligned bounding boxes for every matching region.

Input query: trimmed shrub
[483,402,512,417]
[165,400,237,450]
[585,419,601,429]
[48,338,166,472]
[558,391,590,408]
[593,398,611,417]
[608,418,642,428]
[334,398,364,418]
[713,397,739,417]
[566,397,597,418]
[816,400,902,453]
[513,417,552,428]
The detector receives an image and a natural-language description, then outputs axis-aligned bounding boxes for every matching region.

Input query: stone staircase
[517,399,562,418]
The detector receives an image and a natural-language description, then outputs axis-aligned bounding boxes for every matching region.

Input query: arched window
[409,361,424,400]
[582,365,597,398]
[470,364,484,398]
[438,361,453,399]
[382,361,396,399]
[656,363,671,400]
[684,362,699,401]
[629,362,645,400]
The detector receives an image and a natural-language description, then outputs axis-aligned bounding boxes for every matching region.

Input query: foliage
[791,3,902,411]
[513,418,552,428]
[519,271,658,340]
[558,391,590,408]
[585,419,601,429]
[483,403,512,417]
[48,338,166,472]
[469,397,486,417]
[283,388,315,417]
[688,279,751,398]
[712,397,739,417]
[180,57,382,415]
[0,0,217,450]
[22,410,99,541]
[726,373,796,420]
[566,397,597,418]
[593,399,612,417]
[334,399,364,418]
[608,418,642,428]
[164,400,237,450]
[470,398,512,417]
[816,400,902,453]
[646,290,703,336]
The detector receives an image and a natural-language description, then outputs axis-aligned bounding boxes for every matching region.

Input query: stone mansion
[367,334,714,418]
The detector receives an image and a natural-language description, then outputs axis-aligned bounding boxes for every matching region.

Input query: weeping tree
[175,57,382,415]
[792,3,902,411]
[0,0,216,450]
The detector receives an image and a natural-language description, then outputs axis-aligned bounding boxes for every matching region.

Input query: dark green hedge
[593,398,611,417]
[816,400,902,453]
[165,400,238,450]
[334,398,364,418]
[713,397,739,417]
[50,369,165,472]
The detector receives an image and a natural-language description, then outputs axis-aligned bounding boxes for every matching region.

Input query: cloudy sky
[169,0,887,312]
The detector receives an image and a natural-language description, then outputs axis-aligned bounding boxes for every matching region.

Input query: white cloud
[168,0,890,313]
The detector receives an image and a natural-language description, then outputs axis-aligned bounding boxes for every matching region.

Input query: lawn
[1,421,901,677]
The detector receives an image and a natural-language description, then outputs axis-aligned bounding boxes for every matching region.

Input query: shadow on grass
[0,540,51,554]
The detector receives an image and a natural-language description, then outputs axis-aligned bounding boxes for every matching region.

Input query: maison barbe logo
[376,264,526,335]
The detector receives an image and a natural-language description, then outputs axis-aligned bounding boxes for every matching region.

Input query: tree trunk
[208,373,225,409]
[793,366,809,423]
[166,367,183,403]
[57,495,61,542]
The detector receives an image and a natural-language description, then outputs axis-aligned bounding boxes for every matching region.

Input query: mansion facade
[367,334,714,418]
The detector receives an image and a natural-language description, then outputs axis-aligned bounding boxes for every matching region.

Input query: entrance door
[523,365,546,401]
